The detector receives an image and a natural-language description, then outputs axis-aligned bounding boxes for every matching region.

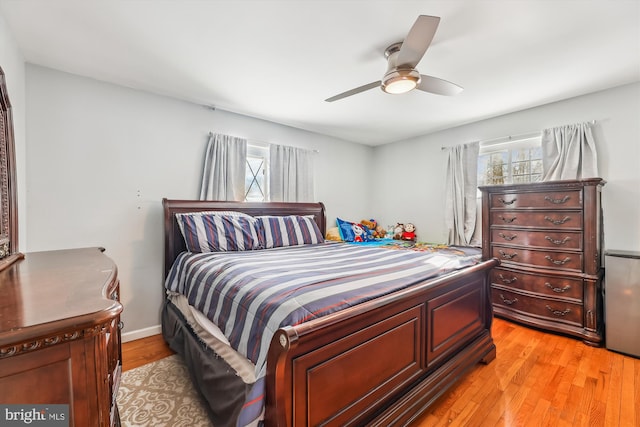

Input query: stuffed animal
[386,225,395,239]
[402,223,417,241]
[360,219,377,233]
[325,227,342,241]
[362,219,388,239]
[393,223,404,240]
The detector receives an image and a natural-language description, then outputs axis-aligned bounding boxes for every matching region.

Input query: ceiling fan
[325,15,463,102]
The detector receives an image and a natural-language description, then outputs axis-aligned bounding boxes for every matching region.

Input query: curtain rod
[207,132,319,153]
[247,138,320,154]
[441,120,596,150]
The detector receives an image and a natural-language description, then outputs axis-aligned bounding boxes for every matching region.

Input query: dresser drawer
[491,288,583,326]
[490,229,582,250]
[490,190,582,209]
[492,245,583,272]
[490,267,583,301]
[490,210,583,230]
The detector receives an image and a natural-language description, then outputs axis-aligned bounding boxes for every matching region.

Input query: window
[244,144,269,202]
[477,136,542,186]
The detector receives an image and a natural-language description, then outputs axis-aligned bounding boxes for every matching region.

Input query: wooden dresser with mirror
[0,66,123,426]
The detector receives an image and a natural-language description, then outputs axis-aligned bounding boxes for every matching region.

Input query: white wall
[0,12,26,249]
[372,83,640,252]
[25,65,372,337]
[20,66,640,339]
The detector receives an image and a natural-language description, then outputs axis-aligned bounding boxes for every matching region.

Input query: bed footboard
[265,258,499,427]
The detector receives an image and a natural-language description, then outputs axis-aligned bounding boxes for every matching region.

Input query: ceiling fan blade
[325,81,381,102]
[396,15,440,68]
[417,75,463,96]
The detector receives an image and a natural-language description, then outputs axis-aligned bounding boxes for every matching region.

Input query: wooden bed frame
[162,199,499,426]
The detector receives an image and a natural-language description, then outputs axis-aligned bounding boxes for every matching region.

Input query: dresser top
[0,247,121,346]
[479,177,605,193]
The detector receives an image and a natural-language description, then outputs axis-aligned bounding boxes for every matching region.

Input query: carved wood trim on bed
[161,199,498,426]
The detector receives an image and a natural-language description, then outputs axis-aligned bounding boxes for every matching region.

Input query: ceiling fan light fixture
[382,69,421,94]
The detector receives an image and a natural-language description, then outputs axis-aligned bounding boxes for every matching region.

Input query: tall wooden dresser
[0,247,122,426]
[480,178,605,346]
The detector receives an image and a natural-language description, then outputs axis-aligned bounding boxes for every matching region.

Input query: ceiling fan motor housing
[382,43,421,94]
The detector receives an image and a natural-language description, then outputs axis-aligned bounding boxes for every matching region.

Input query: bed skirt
[162,300,252,427]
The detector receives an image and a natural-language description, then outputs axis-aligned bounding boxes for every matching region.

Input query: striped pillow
[257,215,324,248]
[176,211,262,252]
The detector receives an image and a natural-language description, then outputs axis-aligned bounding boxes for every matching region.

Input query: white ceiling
[1,0,639,146]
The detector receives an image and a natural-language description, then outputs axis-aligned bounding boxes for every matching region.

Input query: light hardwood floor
[122,318,639,426]
[121,333,174,372]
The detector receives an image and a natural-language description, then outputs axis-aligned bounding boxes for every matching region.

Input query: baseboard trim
[121,325,162,343]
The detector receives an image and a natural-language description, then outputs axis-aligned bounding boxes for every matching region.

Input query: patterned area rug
[117,354,213,426]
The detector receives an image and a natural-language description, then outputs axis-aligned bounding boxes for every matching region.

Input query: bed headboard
[162,199,327,279]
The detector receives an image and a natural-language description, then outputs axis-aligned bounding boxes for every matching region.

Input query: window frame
[477,135,542,187]
[244,143,269,202]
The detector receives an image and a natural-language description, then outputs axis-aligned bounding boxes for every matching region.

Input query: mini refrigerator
[604,250,640,358]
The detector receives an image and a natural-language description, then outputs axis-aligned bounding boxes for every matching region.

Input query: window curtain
[199,133,247,201]
[444,142,479,246]
[541,122,598,181]
[269,144,315,202]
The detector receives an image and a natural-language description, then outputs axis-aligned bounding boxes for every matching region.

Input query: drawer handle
[546,305,571,317]
[545,236,571,245]
[498,232,518,241]
[498,274,518,284]
[498,197,517,205]
[544,195,571,204]
[118,321,124,330]
[499,250,518,260]
[499,216,517,223]
[545,282,571,293]
[499,294,518,305]
[544,216,571,225]
[545,255,571,265]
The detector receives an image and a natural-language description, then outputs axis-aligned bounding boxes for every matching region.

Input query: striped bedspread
[165,242,480,426]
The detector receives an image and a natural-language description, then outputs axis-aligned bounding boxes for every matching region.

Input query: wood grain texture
[121,334,174,372]
[122,318,639,427]
[412,318,638,427]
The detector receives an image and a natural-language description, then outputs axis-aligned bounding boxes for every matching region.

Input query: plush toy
[402,223,417,241]
[360,219,377,233]
[361,218,387,239]
[393,223,404,240]
[386,225,395,239]
[325,227,342,241]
